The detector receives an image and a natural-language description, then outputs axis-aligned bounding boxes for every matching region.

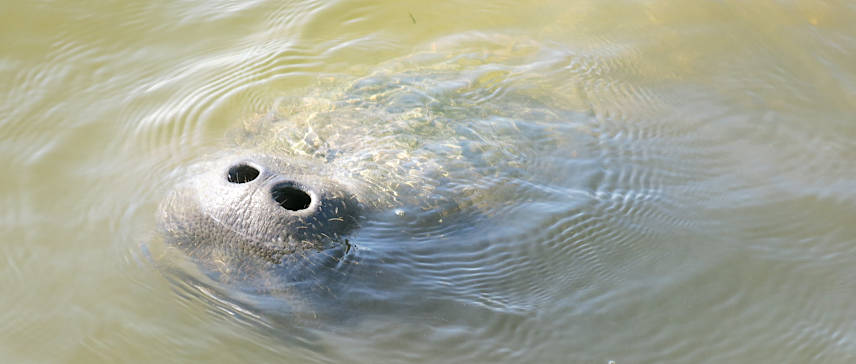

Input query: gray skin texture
[158,153,361,285]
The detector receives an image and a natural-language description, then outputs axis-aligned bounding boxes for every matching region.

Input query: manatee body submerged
[157,40,582,299]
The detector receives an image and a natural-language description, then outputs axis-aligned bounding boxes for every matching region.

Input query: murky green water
[2,0,856,363]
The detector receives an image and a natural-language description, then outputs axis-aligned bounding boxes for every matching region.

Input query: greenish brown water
[2,1,856,363]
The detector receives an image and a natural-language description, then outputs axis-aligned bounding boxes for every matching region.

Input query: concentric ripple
[4,0,856,363]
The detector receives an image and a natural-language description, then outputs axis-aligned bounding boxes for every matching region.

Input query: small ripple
[262,0,327,34]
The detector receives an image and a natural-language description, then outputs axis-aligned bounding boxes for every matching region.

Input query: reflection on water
[2,0,856,363]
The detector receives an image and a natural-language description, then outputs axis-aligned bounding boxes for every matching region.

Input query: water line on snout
[196,206,309,261]
[193,192,354,265]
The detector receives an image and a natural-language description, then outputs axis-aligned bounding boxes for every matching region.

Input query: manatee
[156,38,585,312]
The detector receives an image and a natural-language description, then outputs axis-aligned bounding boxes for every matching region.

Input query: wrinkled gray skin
[159,153,361,285]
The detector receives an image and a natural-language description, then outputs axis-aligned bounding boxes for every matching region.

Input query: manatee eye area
[271,183,312,211]
[227,164,260,183]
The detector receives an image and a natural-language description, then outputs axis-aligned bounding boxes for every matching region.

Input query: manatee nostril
[271,183,312,211]
[227,164,260,184]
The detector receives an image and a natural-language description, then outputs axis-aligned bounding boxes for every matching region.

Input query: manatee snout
[158,154,361,268]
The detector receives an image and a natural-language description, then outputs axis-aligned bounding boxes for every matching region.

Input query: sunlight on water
[1,0,856,363]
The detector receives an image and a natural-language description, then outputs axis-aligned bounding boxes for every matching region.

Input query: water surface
[2,1,856,363]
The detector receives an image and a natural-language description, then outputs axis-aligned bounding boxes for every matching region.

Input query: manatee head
[157,152,361,284]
